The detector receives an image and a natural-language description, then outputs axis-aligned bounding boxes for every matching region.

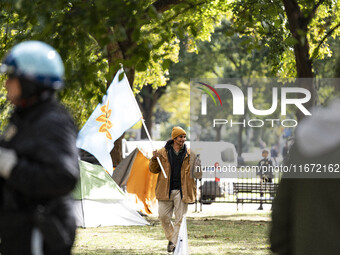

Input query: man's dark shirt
[169,145,185,191]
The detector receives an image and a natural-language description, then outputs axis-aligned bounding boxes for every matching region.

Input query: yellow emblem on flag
[96,101,113,140]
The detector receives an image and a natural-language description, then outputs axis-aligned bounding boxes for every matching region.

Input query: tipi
[73,160,149,227]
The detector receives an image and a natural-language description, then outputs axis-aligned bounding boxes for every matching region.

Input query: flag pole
[141,118,167,179]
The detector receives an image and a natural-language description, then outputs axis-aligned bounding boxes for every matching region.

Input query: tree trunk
[282,0,313,78]
[282,0,317,120]
[215,125,222,141]
[139,85,167,139]
[141,101,154,139]
[140,86,155,139]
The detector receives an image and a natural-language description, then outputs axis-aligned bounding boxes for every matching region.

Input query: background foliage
[0,0,339,159]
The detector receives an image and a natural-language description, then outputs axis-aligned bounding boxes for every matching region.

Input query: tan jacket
[149,144,202,203]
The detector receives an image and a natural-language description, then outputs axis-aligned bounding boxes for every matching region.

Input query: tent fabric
[111,148,138,186]
[112,149,158,214]
[73,160,149,228]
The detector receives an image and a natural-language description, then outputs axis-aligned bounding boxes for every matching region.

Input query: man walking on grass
[150,126,201,253]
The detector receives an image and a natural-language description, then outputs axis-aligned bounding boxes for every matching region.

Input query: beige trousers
[158,190,188,244]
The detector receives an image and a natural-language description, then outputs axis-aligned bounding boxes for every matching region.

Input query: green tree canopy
[229,0,340,119]
[0,0,229,127]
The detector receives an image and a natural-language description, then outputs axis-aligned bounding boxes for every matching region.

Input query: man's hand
[0,147,17,179]
[152,150,159,160]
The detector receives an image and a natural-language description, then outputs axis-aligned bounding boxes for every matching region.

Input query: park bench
[233,182,279,210]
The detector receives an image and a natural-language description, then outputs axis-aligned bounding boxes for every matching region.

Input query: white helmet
[0,41,64,90]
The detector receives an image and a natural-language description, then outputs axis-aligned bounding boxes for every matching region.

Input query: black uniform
[271,143,340,254]
[0,96,80,254]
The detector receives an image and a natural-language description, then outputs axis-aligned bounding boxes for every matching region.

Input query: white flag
[174,215,189,255]
[77,69,142,175]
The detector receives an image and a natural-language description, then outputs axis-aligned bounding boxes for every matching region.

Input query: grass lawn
[72,212,273,255]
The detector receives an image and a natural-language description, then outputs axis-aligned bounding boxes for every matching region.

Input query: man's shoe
[167,241,176,252]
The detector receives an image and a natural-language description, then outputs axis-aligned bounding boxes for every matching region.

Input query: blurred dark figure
[281,142,289,164]
[0,41,79,254]
[270,146,278,166]
[270,80,340,253]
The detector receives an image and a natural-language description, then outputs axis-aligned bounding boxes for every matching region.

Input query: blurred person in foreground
[149,126,201,253]
[0,41,79,254]
[270,69,340,254]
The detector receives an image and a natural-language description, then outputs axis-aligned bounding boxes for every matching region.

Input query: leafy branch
[312,21,340,60]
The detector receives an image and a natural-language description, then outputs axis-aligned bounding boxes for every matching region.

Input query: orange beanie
[171,126,187,140]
